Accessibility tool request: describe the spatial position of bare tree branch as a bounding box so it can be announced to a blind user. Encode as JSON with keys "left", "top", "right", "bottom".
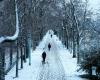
{"left": 0, "top": 0, "right": 19, "bottom": 43}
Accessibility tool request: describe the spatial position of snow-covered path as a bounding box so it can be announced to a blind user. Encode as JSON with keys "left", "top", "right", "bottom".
{"left": 37, "top": 39, "right": 65, "bottom": 80}
{"left": 6, "top": 31, "right": 88, "bottom": 80}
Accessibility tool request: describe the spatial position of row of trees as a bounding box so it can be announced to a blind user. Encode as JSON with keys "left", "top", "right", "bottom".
{"left": 0, "top": 0, "right": 66, "bottom": 79}
{"left": 61, "top": 0, "right": 100, "bottom": 77}
{"left": 0, "top": 0, "right": 100, "bottom": 79}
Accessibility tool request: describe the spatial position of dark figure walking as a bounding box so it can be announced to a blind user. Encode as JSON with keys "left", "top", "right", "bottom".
{"left": 51, "top": 34, "right": 52, "bottom": 38}
{"left": 48, "top": 43, "right": 51, "bottom": 51}
{"left": 42, "top": 51, "right": 46, "bottom": 64}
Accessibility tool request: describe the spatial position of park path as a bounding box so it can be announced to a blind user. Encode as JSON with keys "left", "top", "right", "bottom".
{"left": 5, "top": 31, "right": 88, "bottom": 80}
{"left": 37, "top": 37, "right": 66, "bottom": 80}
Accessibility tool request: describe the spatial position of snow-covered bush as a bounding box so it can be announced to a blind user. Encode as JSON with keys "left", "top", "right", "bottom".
{"left": 79, "top": 50, "right": 100, "bottom": 76}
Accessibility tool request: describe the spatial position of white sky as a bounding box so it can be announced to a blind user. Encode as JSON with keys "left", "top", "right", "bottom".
{"left": 65, "top": 0, "right": 100, "bottom": 13}
{"left": 89, "top": 0, "right": 100, "bottom": 12}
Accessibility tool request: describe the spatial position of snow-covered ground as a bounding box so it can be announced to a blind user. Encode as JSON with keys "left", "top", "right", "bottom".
{"left": 5, "top": 30, "right": 88, "bottom": 80}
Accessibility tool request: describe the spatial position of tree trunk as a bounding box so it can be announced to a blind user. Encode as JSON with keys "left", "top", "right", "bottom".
{"left": 77, "top": 35, "right": 80, "bottom": 63}
{"left": 0, "top": 47, "right": 5, "bottom": 80}
{"left": 66, "top": 35, "right": 69, "bottom": 49}
{"left": 70, "top": 38, "right": 73, "bottom": 53}
{"left": 16, "top": 41, "right": 19, "bottom": 77}
{"left": 10, "top": 45, "right": 13, "bottom": 66}
{"left": 89, "top": 67, "right": 92, "bottom": 76}
{"left": 20, "top": 47, "right": 23, "bottom": 69}
{"left": 72, "top": 29, "right": 76, "bottom": 58}
{"left": 23, "top": 47, "right": 26, "bottom": 62}
{"left": 28, "top": 37, "right": 31, "bottom": 66}
{"left": 26, "top": 39, "right": 29, "bottom": 58}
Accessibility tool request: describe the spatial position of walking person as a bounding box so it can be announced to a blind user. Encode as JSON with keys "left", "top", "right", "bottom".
{"left": 48, "top": 43, "right": 51, "bottom": 51}
{"left": 42, "top": 51, "right": 46, "bottom": 64}
{"left": 51, "top": 34, "right": 52, "bottom": 38}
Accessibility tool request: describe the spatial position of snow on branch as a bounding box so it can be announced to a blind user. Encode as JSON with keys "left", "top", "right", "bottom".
{"left": 0, "top": 0, "right": 19, "bottom": 43}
